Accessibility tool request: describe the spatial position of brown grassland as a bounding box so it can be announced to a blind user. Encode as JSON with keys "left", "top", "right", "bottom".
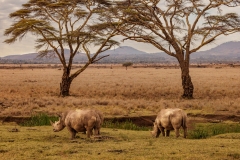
{"left": 0, "top": 64, "right": 239, "bottom": 117}
{"left": 0, "top": 64, "right": 240, "bottom": 159}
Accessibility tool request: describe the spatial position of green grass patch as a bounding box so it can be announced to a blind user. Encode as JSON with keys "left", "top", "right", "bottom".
{"left": 102, "top": 119, "right": 151, "bottom": 131}
{"left": 20, "top": 113, "right": 58, "bottom": 126}
{"left": 20, "top": 113, "right": 240, "bottom": 140}
{"left": 188, "top": 128, "right": 209, "bottom": 139}
{"left": 1, "top": 124, "right": 240, "bottom": 160}
{"left": 21, "top": 114, "right": 150, "bottom": 131}
{"left": 189, "top": 123, "right": 240, "bottom": 139}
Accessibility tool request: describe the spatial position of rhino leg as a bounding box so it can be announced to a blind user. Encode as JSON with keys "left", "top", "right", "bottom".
{"left": 159, "top": 127, "right": 165, "bottom": 137}
{"left": 183, "top": 126, "right": 187, "bottom": 138}
{"left": 94, "top": 128, "right": 99, "bottom": 135}
{"left": 174, "top": 129, "right": 180, "bottom": 138}
{"left": 94, "top": 124, "right": 101, "bottom": 135}
{"left": 86, "top": 128, "right": 93, "bottom": 138}
{"left": 166, "top": 130, "right": 170, "bottom": 137}
{"left": 156, "top": 128, "right": 161, "bottom": 138}
{"left": 67, "top": 127, "right": 77, "bottom": 139}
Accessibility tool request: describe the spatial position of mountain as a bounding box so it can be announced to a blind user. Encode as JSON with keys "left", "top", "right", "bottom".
{"left": 1, "top": 41, "right": 240, "bottom": 64}
{"left": 3, "top": 53, "right": 38, "bottom": 60}
{"left": 190, "top": 41, "right": 240, "bottom": 62}
{"left": 201, "top": 41, "right": 240, "bottom": 56}
{"left": 102, "top": 46, "right": 147, "bottom": 55}
{"left": 0, "top": 46, "right": 166, "bottom": 64}
{"left": 99, "top": 46, "right": 165, "bottom": 63}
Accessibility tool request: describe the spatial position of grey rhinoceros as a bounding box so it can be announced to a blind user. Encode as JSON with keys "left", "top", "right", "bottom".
{"left": 150, "top": 108, "right": 187, "bottom": 138}
{"left": 50, "top": 109, "right": 103, "bottom": 139}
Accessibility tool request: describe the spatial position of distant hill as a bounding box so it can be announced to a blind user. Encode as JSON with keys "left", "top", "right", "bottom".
{"left": 1, "top": 41, "right": 240, "bottom": 64}
{"left": 0, "top": 46, "right": 166, "bottom": 64}
{"left": 190, "top": 41, "right": 240, "bottom": 62}
{"left": 201, "top": 41, "right": 240, "bottom": 56}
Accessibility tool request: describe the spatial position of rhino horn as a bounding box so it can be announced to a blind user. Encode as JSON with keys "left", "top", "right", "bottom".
{"left": 50, "top": 120, "right": 53, "bottom": 125}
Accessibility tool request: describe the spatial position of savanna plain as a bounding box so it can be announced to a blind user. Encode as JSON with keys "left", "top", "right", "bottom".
{"left": 0, "top": 64, "right": 240, "bottom": 159}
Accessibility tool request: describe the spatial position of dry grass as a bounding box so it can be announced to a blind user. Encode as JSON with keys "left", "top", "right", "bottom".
{"left": 0, "top": 65, "right": 240, "bottom": 117}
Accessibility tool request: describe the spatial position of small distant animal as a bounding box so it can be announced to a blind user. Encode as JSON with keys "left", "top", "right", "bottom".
{"left": 50, "top": 109, "right": 103, "bottom": 139}
{"left": 150, "top": 108, "right": 187, "bottom": 138}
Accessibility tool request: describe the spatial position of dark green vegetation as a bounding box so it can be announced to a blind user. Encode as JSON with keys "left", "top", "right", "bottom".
{"left": 122, "top": 62, "right": 133, "bottom": 70}
{"left": 188, "top": 123, "right": 240, "bottom": 139}
{"left": 20, "top": 113, "right": 58, "bottom": 126}
{"left": 103, "top": 119, "right": 150, "bottom": 131}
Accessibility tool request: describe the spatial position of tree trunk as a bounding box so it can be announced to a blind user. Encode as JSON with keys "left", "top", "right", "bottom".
{"left": 181, "top": 68, "right": 194, "bottom": 99}
{"left": 60, "top": 68, "right": 72, "bottom": 97}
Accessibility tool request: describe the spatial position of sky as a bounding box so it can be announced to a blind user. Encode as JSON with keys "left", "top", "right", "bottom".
{"left": 0, "top": 0, "right": 240, "bottom": 57}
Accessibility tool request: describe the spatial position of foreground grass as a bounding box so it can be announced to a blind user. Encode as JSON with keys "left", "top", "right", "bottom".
{"left": 0, "top": 124, "right": 240, "bottom": 160}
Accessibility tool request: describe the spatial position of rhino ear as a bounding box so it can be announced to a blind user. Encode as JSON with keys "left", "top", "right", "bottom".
{"left": 50, "top": 120, "right": 53, "bottom": 125}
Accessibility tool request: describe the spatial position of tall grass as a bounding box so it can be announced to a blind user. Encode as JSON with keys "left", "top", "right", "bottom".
{"left": 102, "top": 120, "right": 151, "bottom": 131}
{"left": 188, "top": 123, "right": 240, "bottom": 139}
{"left": 211, "top": 123, "right": 240, "bottom": 136}
{"left": 21, "top": 113, "right": 58, "bottom": 126}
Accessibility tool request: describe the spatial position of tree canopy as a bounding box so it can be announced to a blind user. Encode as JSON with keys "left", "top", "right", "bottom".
{"left": 108, "top": 0, "right": 240, "bottom": 98}
{"left": 111, "top": 0, "right": 240, "bottom": 55}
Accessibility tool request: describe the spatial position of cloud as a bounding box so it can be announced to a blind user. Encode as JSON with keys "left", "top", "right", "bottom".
{"left": 0, "top": 0, "right": 36, "bottom": 57}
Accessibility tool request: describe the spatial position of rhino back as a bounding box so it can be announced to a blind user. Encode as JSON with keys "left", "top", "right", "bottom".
{"left": 64, "top": 110, "right": 100, "bottom": 132}
{"left": 156, "top": 108, "right": 184, "bottom": 130}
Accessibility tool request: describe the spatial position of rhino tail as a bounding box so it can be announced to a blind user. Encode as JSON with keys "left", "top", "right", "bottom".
{"left": 182, "top": 112, "right": 187, "bottom": 128}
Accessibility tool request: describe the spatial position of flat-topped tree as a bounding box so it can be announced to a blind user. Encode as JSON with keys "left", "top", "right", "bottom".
{"left": 111, "top": 0, "right": 240, "bottom": 99}
{"left": 122, "top": 62, "right": 133, "bottom": 70}
{"left": 4, "top": 0, "right": 119, "bottom": 97}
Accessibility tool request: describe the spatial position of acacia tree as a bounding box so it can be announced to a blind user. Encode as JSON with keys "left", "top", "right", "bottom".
{"left": 122, "top": 62, "right": 133, "bottom": 70}
{"left": 4, "top": 0, "right": 119, "bottom": 97}
{"left": 110, "top": 0, "right": 240, "bottom": 98}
